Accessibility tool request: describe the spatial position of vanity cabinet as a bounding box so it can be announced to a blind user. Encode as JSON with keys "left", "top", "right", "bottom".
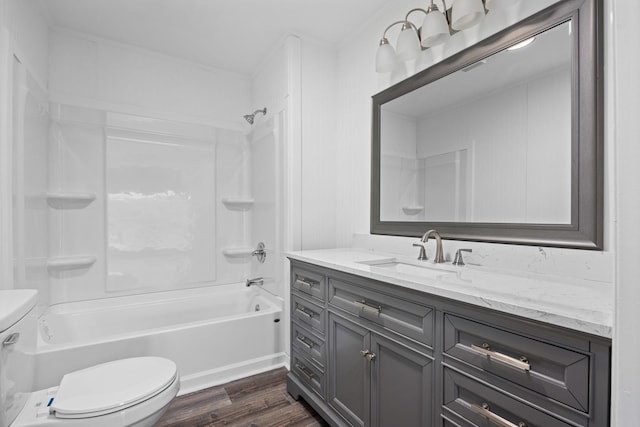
{"left": 328, "top": 312, "right": 434, "bottom": 427}
{"left": 287, "top": 260, "right": 611, "bottom": 427}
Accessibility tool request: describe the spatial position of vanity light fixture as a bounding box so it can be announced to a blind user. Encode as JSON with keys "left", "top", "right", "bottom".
{"left": 376, "top": 0, "right": 499, "bottom": 73}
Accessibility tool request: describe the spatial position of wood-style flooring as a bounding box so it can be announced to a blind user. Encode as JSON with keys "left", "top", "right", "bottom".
{"left": 155, "top": 368, "right": 328, "bottom": 427}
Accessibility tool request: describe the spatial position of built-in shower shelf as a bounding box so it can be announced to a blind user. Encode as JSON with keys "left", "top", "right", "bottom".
{"left": 222, "top": 197, "right": 254, "bottom": 211}
{"left": 222, "top": 247, "right": 254, "bottom": 258}
{"left": 47, "top": 255, "right": 97, "bottom": 270}
{"left": 402, "top": 206, "right": 424, "bottom": 215}
{"left": 47, "top": 192, "right": 96, "bottom": 209}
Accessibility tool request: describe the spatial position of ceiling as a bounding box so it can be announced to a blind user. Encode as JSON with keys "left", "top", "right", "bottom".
{"left": 40, "top": 0, "right": 391, "bottom": 75}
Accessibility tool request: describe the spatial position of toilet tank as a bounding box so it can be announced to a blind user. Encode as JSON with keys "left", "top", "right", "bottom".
{"left": 0, "top": 290, "right": 38, "bottom": 427}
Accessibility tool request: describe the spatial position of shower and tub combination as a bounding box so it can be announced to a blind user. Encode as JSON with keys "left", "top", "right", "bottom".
{"left": 11, "top": 61, "right": 287, "bottom": 396}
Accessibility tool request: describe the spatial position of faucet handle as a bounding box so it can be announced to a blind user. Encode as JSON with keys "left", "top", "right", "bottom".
{"left": 452, "top": 249, "right": 472, "bottom": 266}
{"left": 412, "top": 243, "right": 428, "bottom": 261}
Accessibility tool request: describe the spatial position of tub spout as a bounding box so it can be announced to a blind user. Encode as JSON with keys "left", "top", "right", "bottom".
{"left": 246, "top": 277, "right": 264, "bottom": 287}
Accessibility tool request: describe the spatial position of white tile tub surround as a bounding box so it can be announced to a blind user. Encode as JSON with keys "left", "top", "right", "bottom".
{"left": 35, "top": 283, "right": 286, "bottom": 395}
{"left": 287, "top": 248, "right": 613, "bottom": 338}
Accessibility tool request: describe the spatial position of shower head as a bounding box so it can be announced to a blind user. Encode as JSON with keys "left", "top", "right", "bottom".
{"left": 243, "top": 107, "right": 267, "bottom": 125}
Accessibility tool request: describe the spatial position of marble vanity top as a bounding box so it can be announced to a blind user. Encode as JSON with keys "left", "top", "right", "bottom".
{"left": 287, "top": 248, "right": 613, "bottom": 338}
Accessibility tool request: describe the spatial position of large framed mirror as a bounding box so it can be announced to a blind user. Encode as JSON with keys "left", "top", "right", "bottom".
{"left": 371, "top": 0, "right": 603, "bottom": 249}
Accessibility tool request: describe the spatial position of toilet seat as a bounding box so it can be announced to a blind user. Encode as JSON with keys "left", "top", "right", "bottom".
{"left": 51, "top": 357, "right": 178, "bottom": 419}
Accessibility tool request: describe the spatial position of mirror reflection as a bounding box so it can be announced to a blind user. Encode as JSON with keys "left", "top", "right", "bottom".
{"left": 379, "top": 21, "right": 572, "bottom": 224}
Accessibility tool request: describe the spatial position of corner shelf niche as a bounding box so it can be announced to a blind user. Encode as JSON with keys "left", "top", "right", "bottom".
{"left": 47, "top": 192, "right": 96, "bottom": 209}
{"left": 47, "top": 255, "right": 97, "bottom": 270}
{"left": 221, "top": 197, "right": 254, "bottom": 211}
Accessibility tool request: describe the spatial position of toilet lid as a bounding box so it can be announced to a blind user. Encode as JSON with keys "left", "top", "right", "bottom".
{"left": 51, "top": 357, "right": 178, "bottom": 419}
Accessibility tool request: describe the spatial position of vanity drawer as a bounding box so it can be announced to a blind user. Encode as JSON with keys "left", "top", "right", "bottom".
{"left": 443, "top": 366, "right": 577, "bottom": 427}
{"left": 328, "top": 277, "right": 433, "bottom": 346}
{"left": 291, "top": 321, "right": 326, "bottom": 369}
{"left": 292, "top": 294, "right": 326, "bottom": 335}
{"left": 292, "top": 350, "right": 325, "bottom": 400}
{"left": 443, "top": 313, "right": 590, "bottom": 413}
{"left": 292, "top": 265, "right": 326, "bottom": 302}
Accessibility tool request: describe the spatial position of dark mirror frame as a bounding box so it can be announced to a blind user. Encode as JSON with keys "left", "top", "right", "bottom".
{"left": 371, "top": 0, "right": 603, "bottom": 250}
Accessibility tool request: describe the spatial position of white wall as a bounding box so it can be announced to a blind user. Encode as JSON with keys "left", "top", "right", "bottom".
{"left": 0, "top": 0, "right": 49, "bottom": 292}
{"left": 611, "top": 0, "right": 640, "bottom": 423}
{"left": 300, "top": 38, "right": 338, "bottom": 250}
{"left": 5, "top": 0, "right": 48, "bottom": 88}
{"left": 49, "top": 29, "right": 250, "bottom": 129}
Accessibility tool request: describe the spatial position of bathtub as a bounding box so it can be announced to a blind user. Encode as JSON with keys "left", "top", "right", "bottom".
{"left": 34, "top": 284, "right": 286, "bottom": 395}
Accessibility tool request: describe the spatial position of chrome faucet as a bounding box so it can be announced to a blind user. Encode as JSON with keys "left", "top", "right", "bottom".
{"left": 252, "top": 242, "right": 266, "bottom": 263}
{"left": 420, "top": 229, "right": 445, "bottom": 263}
{"left": 412, "top": 243, "right": 427, "bottom": 261}
{"left": 246, "top": 277, "right": 264, "bottom": 287}
{"left": 452, "top": 248, "right": 472, "bottom": 266}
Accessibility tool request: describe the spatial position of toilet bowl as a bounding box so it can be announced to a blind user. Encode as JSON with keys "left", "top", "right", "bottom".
{"left": 1, "top": 290, "right": 180, "bottom": 427}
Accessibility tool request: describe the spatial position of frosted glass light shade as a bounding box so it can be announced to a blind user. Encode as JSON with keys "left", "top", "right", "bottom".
{"left": 421, "top": 10, "right": 451, "bottom": 47}
{"left": 376, "top": 41, "right": 398, "bottom": 73}
{"left": 396, "top": 25, "right": 421, "bottom": 61}
{"left": 452, "top": 0, "right": 485, "bottom": 30}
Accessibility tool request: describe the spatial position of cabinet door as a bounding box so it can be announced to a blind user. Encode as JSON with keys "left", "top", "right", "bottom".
{"left": 328, "top": 313, "right": 370, "bottom": 427}
{"left": 370, "top": 334, "right": 434, "bottom": 427}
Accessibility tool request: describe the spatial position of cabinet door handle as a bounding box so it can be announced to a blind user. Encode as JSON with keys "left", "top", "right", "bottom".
{"left": 470, "top": 403, "right": 526, "bottom": 427}
{"left": 355, "top": 300, "right": 382, "bottom": 316}
{"left": 471, "top": 343, "right": 531, "bottom": 372}
{"left": 360, "top": 349, "right": 376, "bottom": 361}
{"left": 296, "top": 335, "right": 314, "bottom": 350}
{"left": 295, "top": 363, "right": 315, "bottom": 381}
{"left": 2, "top": 332, "right": 19, "bottom": 346}
{"left": 295, "top": 278, "right": 316, "bottom": 292}
{"left": 295, "top": 306, "right": 314, "bottom": 319}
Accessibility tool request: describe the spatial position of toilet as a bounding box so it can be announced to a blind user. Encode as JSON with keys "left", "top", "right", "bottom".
{"left": 0, "top": 290, "right": 179, "bottom": 427}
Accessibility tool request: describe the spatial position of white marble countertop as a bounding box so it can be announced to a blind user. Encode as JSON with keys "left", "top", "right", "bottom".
{"left": 287, "top": 248, "right": 613, "bottom": 339}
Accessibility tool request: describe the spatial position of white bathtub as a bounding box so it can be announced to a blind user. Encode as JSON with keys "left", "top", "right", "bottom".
{"left": 34, "top": 284, "right": 286, "bottom": 395}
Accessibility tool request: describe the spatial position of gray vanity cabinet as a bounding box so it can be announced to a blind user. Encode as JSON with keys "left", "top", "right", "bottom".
{"left": 286, "top": 260, "right": 611, "bottom": 427}
{"left": 369, "top": 333, "right": 433, "bottom": 427}
{"left": 327, "top": 313, "right": 370, "bottom": 427}
{"left": 327, "top": 312, "right": 434, "bottom": 427}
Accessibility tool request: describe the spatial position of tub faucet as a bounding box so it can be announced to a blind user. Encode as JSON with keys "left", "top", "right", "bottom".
{"left": 420, "top": 229, "right": 445, "bottom": 263}
{"left": 246, "top": 277, "right": 264, "bottom": 287}
{"left": 252, "top": 242, "right": 266, "bottom": 263}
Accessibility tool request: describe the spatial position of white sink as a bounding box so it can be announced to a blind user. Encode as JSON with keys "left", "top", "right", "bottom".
{"left": 357, "top": 258, "right": 458, "bottom": 279}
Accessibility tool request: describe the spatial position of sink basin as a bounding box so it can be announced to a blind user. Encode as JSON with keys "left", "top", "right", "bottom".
{"left": 357, "top": 258, "right": 457, "bottom": 279}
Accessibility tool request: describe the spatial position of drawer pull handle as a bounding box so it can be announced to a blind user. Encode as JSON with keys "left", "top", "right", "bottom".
{"left": 295, "top": 306, "right": 314, "bottom": 319}
{"left": 295, "top": 278, "right": 316, "bottom": 292}
{"left": 471, "top": 343, "right": 531, "bottom": 372}
{"left": 355, "top": 300, "right": 382, "bottom": 316}
{"left": 295, "top": 363, "right": 315, "bottom": 381}
{"left": 471, "top": 403, "right": 526, "bottom": 427}
{"left": 2, "top": 332, "right": 19, "bottom": 346}
{"left": 296, "top": 335, "right": 314, "bottom": 350}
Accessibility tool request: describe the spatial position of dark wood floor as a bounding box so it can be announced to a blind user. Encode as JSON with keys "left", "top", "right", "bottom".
{"left": 155, "top": 368, "right": 328, "bottom": 427}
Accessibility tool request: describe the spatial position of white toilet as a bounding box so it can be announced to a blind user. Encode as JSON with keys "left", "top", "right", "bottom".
{"left": 1, "top": 290, "right": 180, "bottom": 427}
